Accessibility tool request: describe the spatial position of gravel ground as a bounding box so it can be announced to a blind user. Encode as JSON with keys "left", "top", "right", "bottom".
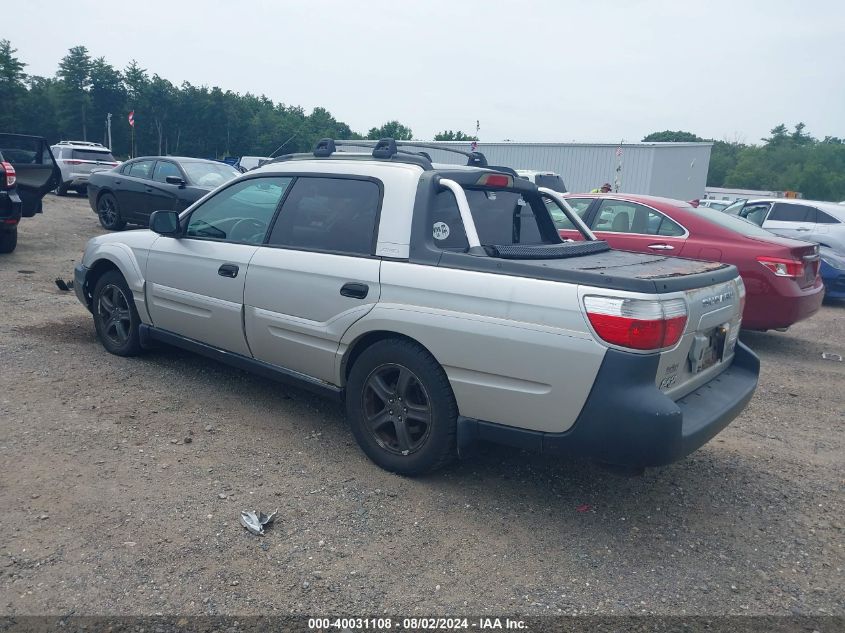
{"left": 1, "top": 195, "right": 843, "bottom": 617}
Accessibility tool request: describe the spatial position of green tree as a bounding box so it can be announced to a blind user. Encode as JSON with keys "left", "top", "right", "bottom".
{"left": 434, "top": 130, "right": 478, "bottom": 141}
{"left": 88, "top": 57, "right": 125, "bottom": 149}
{"left": 367, "top": 120, "right": 413, "bottom": 140}
{"left": 641, "top": 130, "right": 703, "bottom": 142}
{"left": 0, "top": 39, "right": 27, "bottom": 130}
{"left": 56, "top": 45, "right": 92, "bottom": 140}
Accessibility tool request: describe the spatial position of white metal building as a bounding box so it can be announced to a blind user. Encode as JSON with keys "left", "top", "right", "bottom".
{"left": 345, "top": 141, "right": 713, "bottom": 201}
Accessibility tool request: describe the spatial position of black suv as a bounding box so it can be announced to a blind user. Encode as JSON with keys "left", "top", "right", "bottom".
{"left": 0, "top": 134, "right": 61, "bottom": 253}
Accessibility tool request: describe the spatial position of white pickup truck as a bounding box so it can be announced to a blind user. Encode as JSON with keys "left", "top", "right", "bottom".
{"left": 74, "top": 139, "right": 759, "bottom": 475}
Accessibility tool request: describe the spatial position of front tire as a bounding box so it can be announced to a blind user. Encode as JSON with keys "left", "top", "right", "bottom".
{"left": 92, "top": 270, "right": 142, "bottom": 356}
{"left": 97, "top": 193, "right": 126, "bottom": 231}
{"left": 0, "top": 228, "right": 17, "bottom": 254}
{"left": 346, "top": 338, "right": 458, "bottom": 475}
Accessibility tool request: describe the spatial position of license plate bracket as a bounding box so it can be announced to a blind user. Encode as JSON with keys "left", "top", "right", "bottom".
{"left": 689, "top": 326, "right": 728, "bottom": 374}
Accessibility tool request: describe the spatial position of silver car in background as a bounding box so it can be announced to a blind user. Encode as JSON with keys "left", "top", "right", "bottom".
{"left": 51, "top": 141, "right": 119, "bottom": 196}
{"left": 723, "top": 197, "right": 845, "bottom": 254}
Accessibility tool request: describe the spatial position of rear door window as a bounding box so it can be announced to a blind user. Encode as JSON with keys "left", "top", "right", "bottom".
{"left": 769, "top": 203, "right": 816, "bottom": 222}
{"left": 126, "top": 160, "right": 155, "bottom": 180}
{"left": 592, "top": 200, "right": 684, "bottom": 236}
{"left": 267, "top": 177, "right": 381, "bottom": 256}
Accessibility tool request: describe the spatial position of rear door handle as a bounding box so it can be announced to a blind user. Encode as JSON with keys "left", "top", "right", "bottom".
{"left": 340, "top": 282, "right": 369, "bottom": 299}
{"left": 218, "top": 263, "right": 239, "bottom": 278}
{"left": 796, "top": 227, "right": 811, "bottom": 231}
{"left": 145, "top": 187, "right": 153, "bottom": 192}
{"left": 648, "top": 243, "right": 675, "bottom": 251}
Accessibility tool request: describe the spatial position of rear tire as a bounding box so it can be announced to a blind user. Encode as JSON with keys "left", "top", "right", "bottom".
{"left": 97, "top": 193, "right": 126, "bottom": 231}
{"left": 346, "top": 338, "right": 458, "bottom": 475}
{"left": 56, "top": 182, "right": 69, "bottom": 196}
{"left": 0, "top": 228, "right": 17, "bottom": 254}
{"left": 92, "top": 270, "right": 142, "bottom": 356}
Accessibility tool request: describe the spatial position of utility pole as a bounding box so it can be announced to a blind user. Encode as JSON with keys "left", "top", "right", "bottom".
{"left": 106, "top": 113, "right": 113, "bottom": 150}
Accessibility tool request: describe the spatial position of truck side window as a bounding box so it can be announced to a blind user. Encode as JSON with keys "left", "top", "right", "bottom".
{"left": 267, "top": 177, "right": 381, "bottom": 256}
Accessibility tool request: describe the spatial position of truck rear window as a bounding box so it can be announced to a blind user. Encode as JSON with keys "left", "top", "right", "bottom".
{"left": 431, "top": 188, "right": 560, "bottom": 249}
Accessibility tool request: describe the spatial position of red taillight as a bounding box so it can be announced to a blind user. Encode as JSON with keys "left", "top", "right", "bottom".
{"left": 64, "top": 159, "right": 83, "bottom": 165}
{"left": 584, "top": 296, "right": 688, "bottom": 351}
{"left": 476, "top": 173, "right": 513, "bottom": 187}
{"left": 1, "top": 161, "right": 16, "bottom": 188}
{"left": 757, "top": 256, "right": 803, "bottom": 278}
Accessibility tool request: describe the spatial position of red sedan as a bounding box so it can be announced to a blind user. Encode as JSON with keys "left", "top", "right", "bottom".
{"left": 555, "top": 193, "right": 823, "bottom": 331}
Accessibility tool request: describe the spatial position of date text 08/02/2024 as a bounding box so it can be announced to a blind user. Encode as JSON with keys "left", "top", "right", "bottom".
{"left": 307, "top": 617, "right": 528, "bottom": 630}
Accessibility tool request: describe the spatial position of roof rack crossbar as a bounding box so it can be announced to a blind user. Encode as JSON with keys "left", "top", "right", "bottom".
{"left": 333, "top": 140, "right": 488, "bottom": 167}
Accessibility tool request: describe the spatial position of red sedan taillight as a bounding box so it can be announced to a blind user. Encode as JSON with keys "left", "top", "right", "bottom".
{"left": 756, "top": 256, "right": 804, "bottom": 278}
{"left": 584, "top": 296, "right": 688, "bottom": 351}
{"left": 1, "top": 161, "right": 16, "bottom": 188}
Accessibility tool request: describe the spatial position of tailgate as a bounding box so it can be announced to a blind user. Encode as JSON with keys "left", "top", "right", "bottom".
{"left": 656, "top": 277, "right": 745, "bottom": 400}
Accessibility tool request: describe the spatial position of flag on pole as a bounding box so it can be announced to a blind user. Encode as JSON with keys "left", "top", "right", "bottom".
{"left": 128, "top": 111, "right": 135, "bottom": 127}
{"left": 615, "top": 145, "right": 623, "bottom": 157}
{"left": 470, "top": 140, "right": 478, "bottom": 151}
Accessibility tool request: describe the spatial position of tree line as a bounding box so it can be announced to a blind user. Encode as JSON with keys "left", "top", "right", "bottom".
{"left": 0, "top": 40, "right": 441, "bottom": 160}
{"left": 2, "top": 41, "right": 841, "bottom": 201}
{"left": 643, "top": 126, "right": 845, "bottom": 202}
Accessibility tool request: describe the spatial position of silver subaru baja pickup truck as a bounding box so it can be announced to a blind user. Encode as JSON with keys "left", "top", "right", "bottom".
{"left": 73, "top": 138, "right": 759, "bottom": 475}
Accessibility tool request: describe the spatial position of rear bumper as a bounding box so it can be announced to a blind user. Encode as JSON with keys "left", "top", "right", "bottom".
{"left": 743, "top": 279, "right": 824, "bottom": 330}
{"left": 457, "top": 342, "right": 759, "bottom": 468}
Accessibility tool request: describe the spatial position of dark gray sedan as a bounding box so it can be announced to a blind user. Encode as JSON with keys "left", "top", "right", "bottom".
{"left": 87, "top": 156, "right": 240, "bottom": 230}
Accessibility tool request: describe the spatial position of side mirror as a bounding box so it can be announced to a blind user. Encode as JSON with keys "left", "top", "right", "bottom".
{"left": 149, "top": 210, "right": 181, "bottom": 236}
{"left": 165, "top": 176, "right": 186, "bottom": 187}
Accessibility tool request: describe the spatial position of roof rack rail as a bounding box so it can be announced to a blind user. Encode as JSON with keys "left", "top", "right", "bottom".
{"left": 265, "top": 138, "right": 498, "bottom": 172}
{"left": 398, "top": 141, "right": 487, "bottom": 167}
{"left": 56, "top": 140, "right": 106, "bottom": 147}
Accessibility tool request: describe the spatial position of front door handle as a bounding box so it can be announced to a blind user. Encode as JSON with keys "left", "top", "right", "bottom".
{"left": 218, "top": 263, "right": 239, "bottom": 278}
{"left": 796, "top": 227, "right": 811, "bottom": 231}
{"left": 145, "top": 187, "right": 153, "bottom": 193}
{"left": 648, "top": 243, "right": 675, "bottom": 251}
{"left": 340, "top": 282, "right": 369, "bottom": 299}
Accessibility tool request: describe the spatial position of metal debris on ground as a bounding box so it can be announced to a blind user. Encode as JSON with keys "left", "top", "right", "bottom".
{"left": 239, "top": 509, "right": 278, "bottom": 536}
{"left": 821, "top": 352, "right": 843, "bottom": 362}
{"left": 54, "top": 279, "right": 74, "bottom": 291}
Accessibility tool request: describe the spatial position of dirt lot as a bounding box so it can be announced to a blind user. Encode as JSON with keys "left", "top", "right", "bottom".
{"left": 1, "top": 195, "right": 843, "bottom": 618}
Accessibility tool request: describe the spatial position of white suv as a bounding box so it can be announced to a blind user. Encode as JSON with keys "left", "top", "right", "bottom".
{"left": 51, "top": 141, "right": 119, "bottom": 196}
{"left": 516, "top": 170, "right": 567, "bottom": 193}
